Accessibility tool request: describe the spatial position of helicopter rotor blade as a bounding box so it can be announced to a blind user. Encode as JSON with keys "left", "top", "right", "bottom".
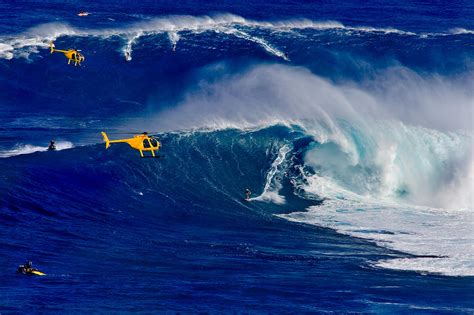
{"left": 104, "top": 131, "right": 161, "bottom": 136}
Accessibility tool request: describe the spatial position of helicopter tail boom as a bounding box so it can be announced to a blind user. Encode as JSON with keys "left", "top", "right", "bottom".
{"left": 49, "top": 42, "right": 69, "bottom": 54}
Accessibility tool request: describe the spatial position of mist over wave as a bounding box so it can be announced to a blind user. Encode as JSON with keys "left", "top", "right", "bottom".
{"left": 140, "top": 64, "right": 473, "bottom": 276}
{"left": 152, "top": 64, "right": 473, "bottom": 209}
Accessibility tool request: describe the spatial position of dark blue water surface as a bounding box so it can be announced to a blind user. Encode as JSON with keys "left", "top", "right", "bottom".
{"left": 0, "top": 0, "right": 473, "bottom": 313}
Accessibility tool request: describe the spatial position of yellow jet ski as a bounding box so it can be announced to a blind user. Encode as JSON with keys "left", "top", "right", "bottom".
{"left": 18, "top": 262, "right": 46, "bottom": 276}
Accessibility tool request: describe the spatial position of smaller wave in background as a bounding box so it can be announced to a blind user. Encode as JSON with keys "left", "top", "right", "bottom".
{"left": 0, "top": 13, "right": 471, "bottom": 61}
{"left": 0, "top": 141, "right": 73, "bottom": 158}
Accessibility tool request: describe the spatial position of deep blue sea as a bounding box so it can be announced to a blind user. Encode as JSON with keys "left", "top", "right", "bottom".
{"left": 1, "top": 0, "right": 473, "bottom": 313}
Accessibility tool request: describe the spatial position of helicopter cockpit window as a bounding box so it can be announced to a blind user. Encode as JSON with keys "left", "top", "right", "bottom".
{"left": 143, "top": 139, "right": 151, "bottom": 148}
{"left": 149, "top": 138, "right": 158, "bottom": 147}
{"left": 71, "top": 53, "right": 76, "bottom": 60}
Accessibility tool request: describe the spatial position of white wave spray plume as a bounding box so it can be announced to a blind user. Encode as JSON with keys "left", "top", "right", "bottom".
{"left": 150, "top": 64, "right": 473, "bottom": 209}
{"left": 148, "top": 63, "right": 473, "bottom": 276}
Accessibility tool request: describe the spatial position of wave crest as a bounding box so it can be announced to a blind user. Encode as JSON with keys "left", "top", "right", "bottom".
{"left": 2, "top": 13, "right": 464, "bottom": 61}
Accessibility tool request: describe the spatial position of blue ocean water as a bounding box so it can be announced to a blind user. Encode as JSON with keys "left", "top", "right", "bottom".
{"left": 1, "top": 0, "right": 473, "bottom": 312}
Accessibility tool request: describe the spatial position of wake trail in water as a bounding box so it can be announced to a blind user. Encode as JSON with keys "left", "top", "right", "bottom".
{"left": 123, "top": 32, "right": 143, "bottom": 61}
{"left": 252, "top": 144, "right": 292, "bottom": 204}
{"left": 223, "top": 28, "right": 289, "bottom": 61}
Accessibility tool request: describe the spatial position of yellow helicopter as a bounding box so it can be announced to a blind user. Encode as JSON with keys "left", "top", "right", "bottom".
{"left": 101, "top": 132, "right": 161, "bottom": 158}
{"left": 49, "top": 42, "right": 85, "bottom": 66}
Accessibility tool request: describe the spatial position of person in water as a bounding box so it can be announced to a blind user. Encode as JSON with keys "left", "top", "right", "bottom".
{"left": 245, "top": 188, "right": 251, "bottom": 201}
{"left": 48, "top": 140, "right": 56, "bottom": 151}
{"left": 18, "top": 261, "right": 33, "bottom": 274}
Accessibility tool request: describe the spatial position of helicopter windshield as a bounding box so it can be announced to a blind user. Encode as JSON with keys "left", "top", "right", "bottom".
{"left": 143, "top": 138, "right": 158, "bottom": 148}
{"left": 149, "top": 138, "right": 158, "bottom": 147}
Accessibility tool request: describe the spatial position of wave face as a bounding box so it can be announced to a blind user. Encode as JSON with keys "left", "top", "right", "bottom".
{"left": 1, "top": 2, "right": 474, "bottom": 312}
{"left": 152, "top": 64, "right": 473, "bottom": 276}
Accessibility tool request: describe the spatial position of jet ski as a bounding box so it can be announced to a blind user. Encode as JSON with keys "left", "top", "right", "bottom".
{"left": 17, "top": 262, "right": 46, "bottom": 276}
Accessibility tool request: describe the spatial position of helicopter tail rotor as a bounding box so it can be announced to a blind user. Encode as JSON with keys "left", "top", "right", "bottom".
{"left": 101, "top": 131, "right": 110, "bottom": 149}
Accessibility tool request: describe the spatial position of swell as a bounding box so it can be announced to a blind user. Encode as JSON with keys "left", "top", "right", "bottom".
{"left": 0, "top": 141, "right": 73, "bottom": 158}
{"left": 2, "top": 123, "right": 472, "bottom": 277}
{"left": 0, "top": 13, "right": 472, "bottom": 61}
{"left": 0, "top": 12, "right": 472, "bottom": 279}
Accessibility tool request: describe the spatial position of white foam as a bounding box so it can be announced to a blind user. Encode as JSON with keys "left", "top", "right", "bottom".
{"left": 0, "top": 141, "right": 74, "bottom": 158}
{"left": 278, "top": 120, "right": 474, "bottom": 276}
{"left": 348, "top": 26, "right": 416, "bottom": 36}
{"left": 280, "top": 198, "right": 474, "bottom": 276}
{"left": 449, "top": 28, "right": 474, "bottom": 35}
{"left": 0, "top": 22, "right": 79, "bottom": 60}
{"left": 0, "top": 43, "right": 14, "bottom": 60}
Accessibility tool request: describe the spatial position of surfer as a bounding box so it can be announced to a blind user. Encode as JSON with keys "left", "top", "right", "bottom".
{"left": 245, "top": 188, "right": 251, "bottom": 201}
{"left": 48, "top": 140, "right": 56, "bottom": 151}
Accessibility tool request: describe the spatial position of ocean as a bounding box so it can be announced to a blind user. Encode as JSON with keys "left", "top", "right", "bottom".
{"left": 0, "top": 0, "right": 473, "bottom": 312}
